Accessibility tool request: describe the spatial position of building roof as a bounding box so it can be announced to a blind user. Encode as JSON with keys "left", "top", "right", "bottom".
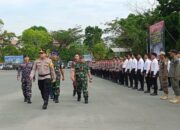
{"left": 111, "top": 48, "right": 131, "bottom": 53}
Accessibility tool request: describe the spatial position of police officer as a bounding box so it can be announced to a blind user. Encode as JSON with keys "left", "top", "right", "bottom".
{"left": 30, "top": 49, "right": 56, "bottom": 110}
{"left": 51, "top": 51, "right": 65, "bottom": 103}
{"left": 144, "top": 54, "right": 151, "bottom": 93}
{"left": 150, "top": 53, "right": 159, "bottom": 96}
{"left": 17, "top": 55, "right": 34, "bottom": 104}
{"left": 137, "top": 54, "right": 144, "bottom": 91}
{"left": 71, "top": 54, "right": 92, "bottom": 104}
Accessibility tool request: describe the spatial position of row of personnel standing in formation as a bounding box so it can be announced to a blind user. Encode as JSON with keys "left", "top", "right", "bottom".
{"left": 89, "top": 49, "right": 180, "bottom": 104}
{"left": 17, "top": 49, "right": 92, "bottom": 110}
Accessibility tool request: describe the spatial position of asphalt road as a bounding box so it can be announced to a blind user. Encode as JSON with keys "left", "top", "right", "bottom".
{"left": 0, "top": 70, "right": 180, "bottom": 130}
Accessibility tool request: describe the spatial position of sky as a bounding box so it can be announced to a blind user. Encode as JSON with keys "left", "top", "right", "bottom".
{"left": 0, "top": 0, "right": 157, "bottom": 35}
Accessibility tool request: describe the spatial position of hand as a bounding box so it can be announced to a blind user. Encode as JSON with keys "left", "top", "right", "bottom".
{"left": 29, "top": 75, "right": 33, "bottom": 81}
{"left": 62, "top": 76, "right": 65, "bottom": 81}
{"left": 52, "top": 79, "right": 56, "bottom": 83}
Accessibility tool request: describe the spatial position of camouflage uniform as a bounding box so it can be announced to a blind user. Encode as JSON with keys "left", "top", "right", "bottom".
{"left": 159, "top": 60, "right": 169, "bottom": 94}
{"left": 52, "top": 60, "right": 62, "bottom": 102}
{"left": 74, "top": 62, "right": 90, "bottom": 103}
{"left": 17, "top": 62, "right": 34, "bottom": 103}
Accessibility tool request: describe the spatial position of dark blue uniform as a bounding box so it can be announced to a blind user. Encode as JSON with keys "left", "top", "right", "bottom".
{"left": 17, "top": 62, "right": 34, "bottom": 102}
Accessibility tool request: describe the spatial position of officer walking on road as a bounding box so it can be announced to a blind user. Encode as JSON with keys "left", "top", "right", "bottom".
{"left": 30, "top": 49, "right": 56, "bottom": 110}
{"left": 17, "top": 55, "right": 34, "bottom": 104}
{"left": 51, "top": 51, "right": 65, "bottom": 103}
{"left": 71, "top": 54, "right": 93, "bottom": 104}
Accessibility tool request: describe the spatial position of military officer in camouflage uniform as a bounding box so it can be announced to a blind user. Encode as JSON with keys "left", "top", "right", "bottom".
{"left": 51, "top": 51, "right": 65, "bottom": 103}
{"left": 71, "top": 54, "right": 92, "bottom": 104}
{"left": 168, "top": 49, "right": 180, "bottom": 104}
{"left": 30, "top": 49, "right": 56, "bottom": 110}
{"left": 17, "top": 55, "right": 34, "bottom": 104}
{"left": 159, "top": 51, "right": 169, "bottom": 100}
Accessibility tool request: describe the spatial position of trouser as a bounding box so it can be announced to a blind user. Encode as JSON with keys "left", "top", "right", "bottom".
{"left": 73, "top": 81, "right": 77, "bottom": 91}
{"left": 168, "top": 77, "right": 171, "bottom": 87}
{"left": 76, "top": 79, "right": 88, "bottom": 98}
{"left": 118, "top": 70, "right": 123, "bottom": 84}
{"left": 22, "top": 80, "right": 32, "bottom": 100}
{"left": 52, "top": 78, "right": 61, "bottom": 99}
{"left": 38, "top": 79, "right": 51, "bottom": 104}
{"left": 144, "top": 71, "right": 151, "bottom": 91}
{"left": 131, "top": 69, "right": 138, "bottom": 88}
{"left": 121, "top": 68, "right": 125, "bottom": 85}
{"left": 150, "top": 71, "right": 158, "bottom": 94}
{"left": 159, "top": 76, "right": 168, "bottom": 94}
{"left": 125, "top": 70, "right": 129, "bottom": 86}
{"left": 171, "top": 78, "right": 180, "bottom": 96}
{"left": 137, "top": 69, "right": 144, "bottom": 89}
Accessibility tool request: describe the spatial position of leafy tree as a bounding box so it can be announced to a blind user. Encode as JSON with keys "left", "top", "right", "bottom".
{"left": 0, "top": 19, "right": 4, "bottom": 33}
{"left": 92, "top": 43, "right": 108, "bottom": 60}
{"left": 84, "top": 26, "right": 103, "bottom": 49}
{"left": 22, "top": 27, "right": 52, "bottom": 48}
{"left": 51, "top": 26, "right": 83, "bottom": 49}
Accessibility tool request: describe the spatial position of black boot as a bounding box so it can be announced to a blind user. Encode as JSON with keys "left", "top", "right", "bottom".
{"left": 27, "top": 98, "right": 32, "bottom": 104}
{"left": 73, "top": 90, "right": 77, "bottom": 97}
{"left": 54, "top": 96, "right": 59, "bottom": 103}
{"left": 77, "top": 93, "right": 81, "bottom": 102}
{"left": 150, "top": 92, "right": 158, "bottom": 96}
{"left": 84, "top": 96, "right": 88, "bottom": 104}
{"left": 42, "top": 102, "right": 48, "bottom": 110}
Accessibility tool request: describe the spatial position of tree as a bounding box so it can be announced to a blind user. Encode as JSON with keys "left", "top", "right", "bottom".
{"left": 22, "top": 27, "right": 52, "bottom": 48}
{"left": 29, "top": 26, "right": 48, "bottom": 32}
{"left": 92, "top": 43, "right": 108, "bottom": 60}
{"left": 84, "top": 26, "right": 103, "bottom": 48}
{"left": 51, "top": 26, "right": 83, "bottom": 50}
{"left": 0, "top": 19, "right": 4, "bottom": 33}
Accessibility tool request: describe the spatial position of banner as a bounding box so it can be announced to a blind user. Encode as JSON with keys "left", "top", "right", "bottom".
{"left": 149, "top": 21, "right": 165, "bottom": 55}
{"left": 4, "top": 55, "right": 23, "bottom": 64}
{"left": 83, "top": 54, "right": 93, "bottom": 62}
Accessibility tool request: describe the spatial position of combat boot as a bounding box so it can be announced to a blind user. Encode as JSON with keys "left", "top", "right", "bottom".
{"left": 42, "top": 102, "right": 48, "bottom": 110}
{"left": 54, "top": 96, "right": 59, "bottom": 103}
{"left": 27, "top": 98, "right": 32, "bottom": 104}
{"left": 73, "top": 90, "right": 77, "bottom": 97}
{"left": 169, "top": 96, "right": 180, "bottom": 104}
{"left": 77, "top": 93, "right": 81, "bottom": 102}
{"left": 84, "top": 96, "right": 88, "bottom": 104}
{"left": 160, "top": 94, "right": 168, "bottom": 100}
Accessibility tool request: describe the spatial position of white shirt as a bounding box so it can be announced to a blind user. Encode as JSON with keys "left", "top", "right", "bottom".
{"left": 125, "top": 58, "right": 132, "bottom": 72}
{"left": 150, "top": 58, "right": 159, "bottom": 76}
{"left": 123, "top": 59, "right": 128, "bottom": 69}
{"left": 167, "top": 60, "right": 171, "bottom": 72}
{"left": 144, "top": 59, "right": 151, "bottom": 74}
{"left": 137, "top": 58, "right": 144, "bottom": 73}
{"left": 132, "top": 58, "right": 137, "bottom": 72}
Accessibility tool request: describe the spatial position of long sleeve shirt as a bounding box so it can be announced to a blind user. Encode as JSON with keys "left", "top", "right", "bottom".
{"left": 125, "top": 58, "right": 132, "bottom": 72}
{"left": 137, "top": 58, "right": 144, "bottom": 73}
{"left": 131, "top": 58, "right": 137, "bottom": 72}
{"left": 150, "top": 58, "right": 159, "bottom": 76}
{"left": 122, "top": 59, "right": 128, "bottom": 69}
{"left": 144, "top": 59, "right": 151, "bottom": 74}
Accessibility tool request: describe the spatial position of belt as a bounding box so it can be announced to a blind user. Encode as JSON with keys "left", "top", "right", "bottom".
{"left": 39, "top": 73, "right": 51, "bottom": 77}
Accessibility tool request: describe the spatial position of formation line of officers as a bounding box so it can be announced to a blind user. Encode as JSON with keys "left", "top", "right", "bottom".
{"left": 17, "top": 49, "right": 92, "bottom": 110}
{"left": 89, "top": 49, "right": 180, "bottom": 104}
